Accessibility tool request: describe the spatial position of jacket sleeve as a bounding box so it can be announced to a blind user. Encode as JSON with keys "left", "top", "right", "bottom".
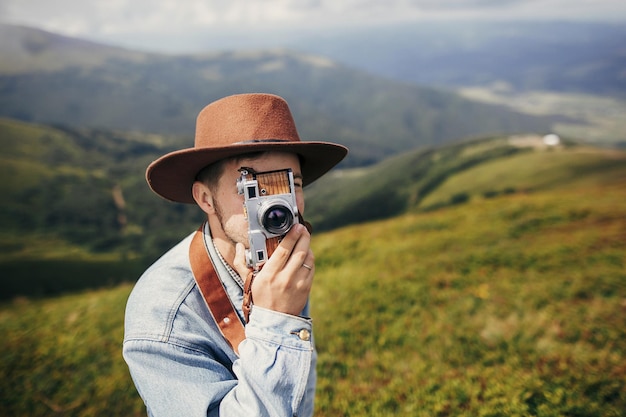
{"left": 123, "top": 305, "right": 317, "bottom": 417}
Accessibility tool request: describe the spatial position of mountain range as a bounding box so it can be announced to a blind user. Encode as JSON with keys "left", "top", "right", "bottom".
{"left": 283, "top": 20, "right": 626, "bottom": 97}
{"left": 0, "top": 23, "right": 559, "bottom": 167}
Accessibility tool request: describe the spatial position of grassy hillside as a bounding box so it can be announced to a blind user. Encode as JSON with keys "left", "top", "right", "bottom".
{"left": 1, "top": 165, "right": 624, "bottom": 416}
{"left": 420, "top": 144, "right": 626, "bottom": 209}
{"left": 0, "top": 284, "right": 146, "bottom": 416}
{"left": 0, "top": 118, "right": 205, "bottom": 298}
{"left": 311, "top": 179, "right": 625, "bottom": 416}
{"left": 305, "top": 135, "right": 522, "bottom": 230}
{"left": 0, "top": 118, "right": 200, "bottom": 248}
{"left": 305, "top": 135, "right": 626, "bottom": 231}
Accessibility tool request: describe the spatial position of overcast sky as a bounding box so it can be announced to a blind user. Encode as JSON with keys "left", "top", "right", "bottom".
{"left": 2, "top": 0, "right": 626, "bottom": 52}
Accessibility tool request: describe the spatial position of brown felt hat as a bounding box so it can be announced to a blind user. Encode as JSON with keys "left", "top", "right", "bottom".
{"left": 146, "top": 93, "right": 348, "bottom": 203}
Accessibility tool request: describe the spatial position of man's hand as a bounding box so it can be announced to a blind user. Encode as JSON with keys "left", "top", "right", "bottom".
{"left": 234, "top": 223, "right": 315, "bottom": 317}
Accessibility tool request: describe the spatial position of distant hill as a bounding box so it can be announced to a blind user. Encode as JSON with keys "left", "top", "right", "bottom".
{"left": 0, "top": 23, "right": 556, "bottom": 167}
{"left": 0, "top": 24, "right": 151, "bottom": 73}
{"left": 287, "top": 21, "right": 626, "bottom": 98}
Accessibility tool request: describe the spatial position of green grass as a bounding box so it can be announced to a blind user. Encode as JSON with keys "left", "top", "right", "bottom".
{"left": 311, "top": 181, "right": 626, "bottom": 416}
{"left": 0, "top": 285, "right": 145, "bottom": 416}
{"left": 2, "top": 176, "right": 624, "bottom": 416}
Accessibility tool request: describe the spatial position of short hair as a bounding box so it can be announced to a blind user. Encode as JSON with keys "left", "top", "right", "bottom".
{"left": 195, "top": 152, "right": 268, "bottom": 192}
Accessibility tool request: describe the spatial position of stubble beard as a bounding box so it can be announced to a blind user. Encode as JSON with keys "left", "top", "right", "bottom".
{"left": 213, "top": 199, "right": 249, "bottom": 249}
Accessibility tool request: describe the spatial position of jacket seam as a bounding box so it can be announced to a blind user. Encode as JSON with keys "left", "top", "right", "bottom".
{"left": 123, "top": 335, "right": 215, "bottom": 357}
{"left": 161, "top": 277, "right": 197, "bottom": 342}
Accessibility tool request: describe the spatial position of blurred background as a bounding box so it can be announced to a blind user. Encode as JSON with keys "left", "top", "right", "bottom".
{"left": 1, "top": 1, "right": 625, "bottom": 416}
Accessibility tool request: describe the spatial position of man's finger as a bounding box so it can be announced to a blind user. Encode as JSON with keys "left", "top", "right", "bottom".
{"left": 264, "top": 223, "right": 308, "bottom": 270}
{"left": 233, "top": 242, "right": 253, "bottom": 278}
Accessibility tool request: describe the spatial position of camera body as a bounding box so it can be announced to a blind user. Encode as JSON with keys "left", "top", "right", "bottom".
{"left": 237, "top": 167, "right": 300, "bottom": 270}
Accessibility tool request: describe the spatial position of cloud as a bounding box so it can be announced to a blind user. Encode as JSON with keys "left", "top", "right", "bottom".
{"left": 408, "top": 0, "right": 525, "bottom": 10}
{"left": 1, "top": 0, "right": 625, "bottom": 51}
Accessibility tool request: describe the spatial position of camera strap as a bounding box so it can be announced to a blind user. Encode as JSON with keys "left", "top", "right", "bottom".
{"left": 189, "top": 225, "right": 246, "bottom": 356}
{"left": 188, "top": 217, "right": 314, "bottom": 356}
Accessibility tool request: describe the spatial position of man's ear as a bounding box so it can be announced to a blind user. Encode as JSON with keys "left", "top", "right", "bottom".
{"left": 192, "top": 181, "right": 216, "bottom": 215}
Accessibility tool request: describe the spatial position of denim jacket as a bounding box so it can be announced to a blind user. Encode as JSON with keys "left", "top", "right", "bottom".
{"left": 123, "top": 223, "right": 317, "bottom": 416}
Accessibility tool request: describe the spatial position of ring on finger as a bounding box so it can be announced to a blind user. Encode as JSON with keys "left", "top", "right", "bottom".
{"left": 302, "top": 263, "right": 313, "bottom": 271}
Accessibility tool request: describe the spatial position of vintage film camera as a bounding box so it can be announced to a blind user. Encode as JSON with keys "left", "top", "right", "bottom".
{"left": 237, "top": 167, "right": 300, "bottom": 270}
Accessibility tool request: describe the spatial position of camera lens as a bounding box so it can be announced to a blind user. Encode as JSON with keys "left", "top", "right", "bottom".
{"left": 260, "top": 204, "right": 294, "bottom": 235}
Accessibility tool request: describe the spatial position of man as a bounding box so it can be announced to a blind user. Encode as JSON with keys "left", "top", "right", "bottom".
{"left": 123, "top": 93, "right": 348, "bottom": 416}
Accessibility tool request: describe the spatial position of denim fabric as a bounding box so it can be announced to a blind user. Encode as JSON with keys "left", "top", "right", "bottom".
{"left": 123, "top": 224, "right": 317, "bottom": 416}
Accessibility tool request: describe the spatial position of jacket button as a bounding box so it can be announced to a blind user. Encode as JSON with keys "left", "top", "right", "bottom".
{"left": 293, "top": 329, "right": 311, "bottom": 341}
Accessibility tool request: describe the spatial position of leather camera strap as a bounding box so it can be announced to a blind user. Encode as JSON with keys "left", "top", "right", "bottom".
{"left": 189, "top": 225, "right": 246, "bottom": 356}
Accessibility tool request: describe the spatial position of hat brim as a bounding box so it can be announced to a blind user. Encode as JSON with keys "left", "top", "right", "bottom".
{"left": 146, "top": 141, "right": 348, "bottom": 203}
